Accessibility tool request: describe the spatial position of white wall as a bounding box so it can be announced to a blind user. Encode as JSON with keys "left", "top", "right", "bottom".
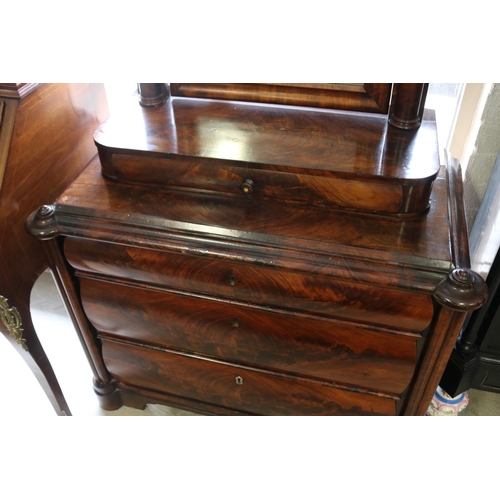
{"left": 458, "top": 84, "right": 500, "bottom": 229}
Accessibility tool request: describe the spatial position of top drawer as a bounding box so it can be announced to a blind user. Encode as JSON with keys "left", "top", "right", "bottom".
{"left": 102, "top": 153, "right": 406, "bottom": 215}
{"left": 64, "top": 237, "right": 434, "bottom": 332}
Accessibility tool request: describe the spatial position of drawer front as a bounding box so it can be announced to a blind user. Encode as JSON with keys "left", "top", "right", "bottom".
{"left": 81, "top": 278, "right": 417, "bottom": 395}
{"left": 108, "top": 153, "right": 404, "bottom": 214}
{"left": 66, "top": 238, "right": 434, "bottom": 332}
{"left": 102, "top": 338, "right": 398, "bottom": 416}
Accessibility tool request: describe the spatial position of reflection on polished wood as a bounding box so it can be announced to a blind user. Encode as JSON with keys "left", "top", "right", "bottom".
{"left": 26, "top": 83, "right": 487, "bottom": 415}
{"left": 169, "top": 83, "right": 393, "bottom": 113}
{"left": 26, "top": 268, "right": 498, "bottom": 416}
{"left": 29, "top": 158, "right": 486, "bottom": 415}
{"left": 96, "top": 92, "right": 440, "bottom": 217}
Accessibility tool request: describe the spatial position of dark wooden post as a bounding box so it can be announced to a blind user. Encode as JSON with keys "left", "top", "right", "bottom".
{"left": 402, "top": 153, "right": 488, "bottom": 415}
{"left": 389, "top": 83, "right": 429, "bottom": 130}
{"left": 138, "top": 83, "right": 169, "bottom": 107}
{"left": 27, "top": 205, "right": 122, "bottom": 411}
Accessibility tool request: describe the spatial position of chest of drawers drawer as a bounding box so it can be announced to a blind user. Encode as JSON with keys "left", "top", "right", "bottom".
{"left": 80, "top": 276, "right": 418, "bottom": 395}
{"left": 102, "top": 337, "right": 399, "bottom": 416}
{"left": 103, "top": 153, "right": 406, "bottom": 215}
{"left": 65, "top": 237, "right": 434, "bottom": 332}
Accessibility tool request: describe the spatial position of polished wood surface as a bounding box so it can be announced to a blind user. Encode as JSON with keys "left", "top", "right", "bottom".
{"left": 102, "top": 339, "right": 398, "bottom": 416}
{"left": 26, "top": 86, "right": 487, "bottom": 415}
{"left": 0, "top": 83, "right": 41, "bottom": 99}
{"left": 81, "top": 277, "right": 417, "bottom": 395}
{"left": 29, "top": 154, "right": 485, "bottom": 415}
{"left": 109, "top": 152, "right": 408, "bottom": 214}
{"left": 169, "top": 83, "right": 393, "bottom": 113}
{"left": 0, "top": 96, "right": 17, "bottom": 193}
{"left": 95, "top": 97, "right": 439, "bottom": 180}
{"left": 57, "top": 157, "right": 451, "bottom": 267}
{"left": 0, "top": 83, "right": 108, "bottom": 415}
{"left": 64, "top": 237, "right": 434, "bottom": 332}
{"left": 389, "top": 83, "right": 429, "bottom": 130}
{"left": 94, "top": 93, "right": 441, "bottom": 217}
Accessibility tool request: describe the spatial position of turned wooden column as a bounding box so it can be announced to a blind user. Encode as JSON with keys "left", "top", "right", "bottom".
{"left": 389, "top": 83, "right": 429, "bottom": 130}
{"left": 403, "top": 153, "right": 488, "bottom": 415}
{"left": 137, "top": 83, "right": 169, "bottom": 107}
{"left": 26, "top": 205, "right": 122, "bottom": 411}
{"left": 404, "top": 268, "right": 487, "bottom": 415}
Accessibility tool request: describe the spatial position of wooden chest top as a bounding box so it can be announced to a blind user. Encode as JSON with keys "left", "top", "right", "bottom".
{"left": 54, "top": 156, "right": 452, "bottom": 289}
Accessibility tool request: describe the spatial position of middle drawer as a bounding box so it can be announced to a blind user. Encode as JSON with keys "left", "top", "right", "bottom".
{"left": 80, "top": 277, "right": 417, "bottom": 395}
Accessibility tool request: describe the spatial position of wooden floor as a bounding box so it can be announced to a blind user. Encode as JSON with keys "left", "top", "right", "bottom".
{"left": 2, "top": 270, "right": 499, "bottom": 416}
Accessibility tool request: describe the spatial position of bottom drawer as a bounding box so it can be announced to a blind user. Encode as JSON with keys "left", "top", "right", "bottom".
{"left": 102, "top": 339, "right": 398, "bottom": 416}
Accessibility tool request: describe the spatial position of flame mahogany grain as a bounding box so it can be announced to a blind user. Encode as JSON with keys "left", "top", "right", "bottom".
{"left": 94, "top": 94, "right": 440, "bottom": 218}
{"left": 26, "top": 86, "right": 487, "bottom": 415}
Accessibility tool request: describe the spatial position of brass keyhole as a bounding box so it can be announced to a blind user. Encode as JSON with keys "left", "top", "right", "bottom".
{"left": 235, "top": 376, "right": 244, "bottom": 385}
{"left": 229, "top": 275, "right": 236, "bottom": 287}
{"left": 232, "top": 318, "right": 239, "bottom": 328}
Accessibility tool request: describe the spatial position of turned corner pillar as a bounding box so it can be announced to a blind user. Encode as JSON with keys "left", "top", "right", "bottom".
{"left": 389, "top": 83, "right": 429, "bottom": 130}
{"left": 403, "top": 152, "right": 489, "bottom": 415}
{"left": 26, "top": 205, "right": 121, "bottom": 411}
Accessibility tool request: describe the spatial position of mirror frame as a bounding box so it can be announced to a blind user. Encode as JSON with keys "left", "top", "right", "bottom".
{"left": 169, "top": 83, "right": 393, "bottom": 114}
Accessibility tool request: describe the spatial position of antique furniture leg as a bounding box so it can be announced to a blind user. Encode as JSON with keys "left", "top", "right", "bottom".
{"left": 0, "top": 290, "right": 72, "bottom": 415}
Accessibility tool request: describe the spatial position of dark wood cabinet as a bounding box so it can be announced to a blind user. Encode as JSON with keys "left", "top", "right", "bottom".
{"left": 27, "top": 83, "right": 487, "bottom": 415}
{"left": 0, "top": 83, "right": 108, "bottom": 415}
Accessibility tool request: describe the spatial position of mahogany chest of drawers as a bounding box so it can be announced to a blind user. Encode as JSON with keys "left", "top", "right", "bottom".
{"left": 27, "top": 84, "right": 487, "bottom": 415}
